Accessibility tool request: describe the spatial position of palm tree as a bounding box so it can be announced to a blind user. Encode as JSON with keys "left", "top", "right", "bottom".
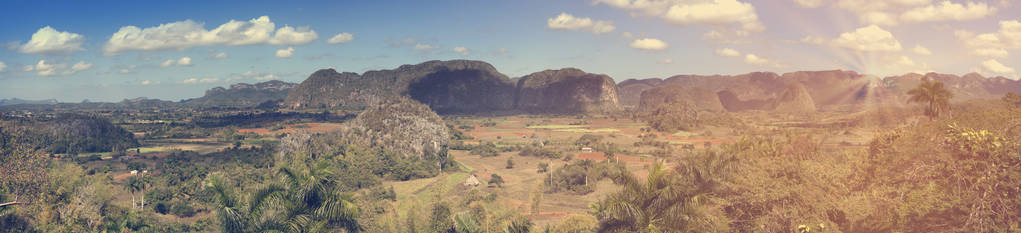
{"left": 125, "top": 174, "right": 150, "bottom": 210}
{"left": 907, "top": 77, "right": 953, "bottom": 120}
{"left": 209, "top": 160, "right": 360, "bottom": 233}
{"left": 591, "top": 162, "right": 723, "bottom": 233}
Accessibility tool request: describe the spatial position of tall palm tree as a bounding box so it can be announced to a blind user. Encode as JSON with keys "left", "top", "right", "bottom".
{"left": 907, "top": 77, "right": 953, "bottom": 120}
{"left": 591, "top": 162, "right": 723, "bottom": 233}
{"left": 125, "top": 174, "right": 150, "bottom": 210}
{"left": 210, "top": 160, "right": 360, "bottom": 233}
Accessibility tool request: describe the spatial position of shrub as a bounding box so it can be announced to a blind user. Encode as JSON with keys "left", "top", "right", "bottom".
{"left": 153, "top": 201, "right": 170, "bottom": 214}
{"left": 470, "top": 142, "right": 500, "bottom": 157}
{"left": 170, "top": 202, "right": 196, "bottom": 218}
{"left": 488, "top": 174, "right": 505, "bottom": 188}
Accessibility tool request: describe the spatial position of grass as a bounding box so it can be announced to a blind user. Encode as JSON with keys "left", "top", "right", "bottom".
{"left": 455, "top": 160, "right": 476, "bottom": 172}
{"left": 554, "top": 128, "right": 620, "bottom": 133}
{"left": 672, "top": 131, "right": 695, "bottom": 137}
{"left": 526, "top": 124, "right": 588, "bottom": 129}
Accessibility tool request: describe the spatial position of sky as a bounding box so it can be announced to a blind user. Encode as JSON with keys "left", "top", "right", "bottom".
{"left": 0, "top": 0, "right": 1018, "bottom": 102}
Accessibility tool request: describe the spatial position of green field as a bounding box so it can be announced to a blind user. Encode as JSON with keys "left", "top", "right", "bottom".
{"left": 554, "top": 128, "right": 620, "bottom": 133}
{"left": 525, "top": 124, "right": 587, "bottom": 129}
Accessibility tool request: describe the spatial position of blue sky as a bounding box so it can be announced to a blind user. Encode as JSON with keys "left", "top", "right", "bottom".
{"left": 0, "top": 0, "right": 1018, "bottom": 102}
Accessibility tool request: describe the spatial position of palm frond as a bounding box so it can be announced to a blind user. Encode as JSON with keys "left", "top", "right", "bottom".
{"left": 248, "top": 183, "right": 285, "bottom": 217}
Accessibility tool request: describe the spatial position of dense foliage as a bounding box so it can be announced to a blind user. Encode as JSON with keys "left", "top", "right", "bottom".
{"left": 349, "top": 97, "right": 449, "bottom": 158}
{"left": 2, "top": 114, "right": 139, "bottom": 154}
{"left": 644, "top": 100, "right": 699, "bottom": 132}
{"left": 546, "top": 160, "right": 628, "bottom": 194}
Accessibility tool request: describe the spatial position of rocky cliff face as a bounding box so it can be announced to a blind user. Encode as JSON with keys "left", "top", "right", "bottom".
{"left": 767, "top": 82, "right": 817, "bottom": 113}
{"left": 515, "top": 68, "right": 620, "bottom": 114}
{"left": 286, "top": 61, "right": 622, "bottom": 114}
{"left": 780, "top": 70, "right": 897, "bottom": 111}
{"left": 617, "top": 78, "right": 663, "bottom": 108}
{"left": 284, "top": 59, "right": 1021, "bottom": 115}
{"left": 637, "top": 85, "right": 725, "bottom": 114}
{"left": 284, "top": 60, "right": 517, "bottom": 114}
{"left": 349, "top": 97, "right": 449, "bottom": 157}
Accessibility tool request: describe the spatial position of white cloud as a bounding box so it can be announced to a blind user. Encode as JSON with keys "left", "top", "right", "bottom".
{"left": 70, "top": 61, "right": 92, "bottom": 73}
{"left": 663, "top": 0, "right": 765, "bottom": 32}
{"left": 160, "top": 57, "right": 193, "bottom": 67}
{"left": 971, "top": 48, "right": 1008, "bottom": 58}
{"left": 879, "top": 55, "right": 933, "bottom": 75}
{"left": 715, "top": 48, "right": 741, "bottom": 57}
{"left": 0, "top": 62, "right": 6, "bottom": 72}
{"left": 103, "top": 16, "right": 317, "bottom": 55}
{"left": 800, "top": 36, "right": 826, "bottom": 45}
{"left": 836, "top": 0, "right": 994, "bottom": 26}
{"left": 900, "top": 1, "right": 995, "bottom": 24}
{"left": 140, "top": 80, "right": 157, "bottom": 85}
{"left": 116, "top": 65, "right": 136, "bottom": 74}
{"left": 597, "top": 0, "right": 765, "bottom": 33}
{"left": 254, "top": 74, "right": 277, "bottom": 81}
{"left": 412, "top": 43, "right": 438, "bottom": 51}
{"left": 978, "top": 59, "right": 1016, "bottom": 76}
{"left": 861, "top": 11, "right": 900, "bottom": 26}
{"left": 210, "top": 52, "right": 228, "bottom": 59}
{"left": 268, "top": 26, "right": 318, "bottom": 45}
{"left": 493, "top": 48, "right": 510, "bottom": 56}
{"left": 658, "top": 58, "right": 674, "bottom": 64}
{"left": 700, "top": 29, "right": 752, "bottom": 44}
{"left": 831, "top": 25, "right": 903, "bottom": 52}
{"left": 744, "top": 54, "right": 771, "bottom": 65}
{"left": 276, "top": 47, "right": 295, "bottom": 58}
{"left": 232, "top": 71, "right": 279, "bottom": 81}
{"left": 620, "top": 32, "right": 634, "bottom": 39}
{"left": 912, "top": 45, "right": 933, "bottom": 55}
{"left": 183, "top": 77, "right": 221, "bottom": 84}
{"left": 794, "top": 0, "right": 824, "bottom": 8}
{"left": 23, "top": 60, "right": 92, "bottom": 76}
{"left": 18, "top": 26, "right": 85, "bottom": 55}
{"left": 592, "top": 0, "right": 675, "bottom": 16}
{"left": 327, "top": 32, "right": 354, "bottom": 44}
{"left": 453, "top": 46, "right": 470, "bottom": 56}
{"left": 177, "top": 57, "right": 192, "bottom": 66}
{"left": 546, "top": 13, "right": 616, "bottom": 34}
{"left": 956, "top": 20, "right": 1021, "bottom": 58}
{"left": 629, "top": 38, "right": 668, "bottom": 51}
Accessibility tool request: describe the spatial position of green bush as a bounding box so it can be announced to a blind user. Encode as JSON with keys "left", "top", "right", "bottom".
{"left": 153, "top": 201, "right": 170, "bottom": 214}
{"left": 170, "top": 202, "right": 196, "bottom": 218}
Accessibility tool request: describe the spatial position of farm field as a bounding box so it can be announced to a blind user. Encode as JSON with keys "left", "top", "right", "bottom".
{"left": 377, "top": 113, "right": 882, "bottom": 226}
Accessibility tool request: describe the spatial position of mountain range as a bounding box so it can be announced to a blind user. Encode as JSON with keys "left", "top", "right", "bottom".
{"left": 184, "top": 80, "right": 297, "bottom": 108}
{"left": 4, "top": 60, "right": 1020, "bottom": 114}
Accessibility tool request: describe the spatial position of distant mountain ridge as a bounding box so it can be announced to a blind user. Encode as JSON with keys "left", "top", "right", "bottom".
{"left": 516, "top": 68, "right": 620, "bottom": 114}
{"left": 5, "top": 60, "right": 1019, "bottom": 114}
{"left": 284, "top": 60, "right": 619, "bottom": 114}
{"left": 185, "top": 80, "right": 297, "bottom": 108}
{"left": 0, "top": 98, "right": 58, "bottom": 106}
{"left": 285, "top": 60, "right": 517, "bottom": 113}
{"left": 622, "top": 70, "right": 1020, "bottom": 113}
